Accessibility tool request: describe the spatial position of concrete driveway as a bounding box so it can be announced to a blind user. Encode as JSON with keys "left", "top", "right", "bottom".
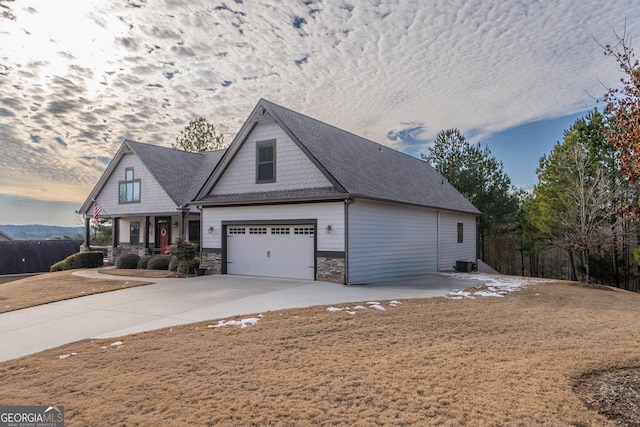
{"left": 0, "top": 270, "right": 478, "bottom": 362}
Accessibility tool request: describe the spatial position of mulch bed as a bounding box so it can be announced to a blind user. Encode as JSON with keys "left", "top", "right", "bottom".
{"left": 574, "top": 368, "right": 640, "bottom": 426}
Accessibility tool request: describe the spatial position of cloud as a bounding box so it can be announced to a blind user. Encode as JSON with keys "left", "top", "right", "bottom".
{"left": 0, "top": 0, "right": 638, "bottom": 206}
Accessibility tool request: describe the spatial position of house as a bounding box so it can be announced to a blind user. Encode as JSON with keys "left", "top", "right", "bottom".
{"left": 78, "top": 140, "right": 225, "bottom": 262}
{"left": 193, "top": 99, "right": 480, "bottom": 284}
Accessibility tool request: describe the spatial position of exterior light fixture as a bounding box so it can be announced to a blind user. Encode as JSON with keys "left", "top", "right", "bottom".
{"left": 325, "top": 224, "right": 332, "bottom": 233}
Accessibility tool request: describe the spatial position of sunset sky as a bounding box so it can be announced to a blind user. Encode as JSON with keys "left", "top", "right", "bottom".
{"left": 1, "top": 0, "right": 638, "bottom": 226}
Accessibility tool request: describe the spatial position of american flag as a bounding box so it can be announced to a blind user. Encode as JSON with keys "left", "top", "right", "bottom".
{"left": 93, "top": 204, "right": 102, "bottom": 229}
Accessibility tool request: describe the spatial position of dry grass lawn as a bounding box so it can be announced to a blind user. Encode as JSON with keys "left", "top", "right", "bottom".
{"left": 1, "top": 277, "right": 640, "bottom": 425}
{"left": 0, "top": 270, "right": 153, "bottom": 313}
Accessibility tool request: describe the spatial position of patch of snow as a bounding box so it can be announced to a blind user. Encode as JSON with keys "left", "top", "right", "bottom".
{"left": 326, "top": 307, "right": 343, "bottom": 312}
{"left": 58, "top": 352, "right": 78, "bottom": 360}
{"left": 370, "top": 304, "right": 386, "bottom": 311}
{"left": 366, "top": 301, "right": 381, "bottom": 305}
{"left": 110, "top": 341, "right": 123, "bottom": 347}
{"left": 389, "top": 300, "right": 402, "bottom": 306}
{"left": 446, "top": 291, "right": 475, "bottom": 300}
{"left": 444, "top": 273, "right": 552, "bottom": 299}
{"left": 353, "top": 306, "right": 368, "bottom": 310}
{"left": 474, "top": 291, "right": 504, "bottom": 298}
{"left": 346, "top": 311, "right": 356, "bottom": 315}
{"left": 208, "top": 317, "right": 261, "bottom": 329}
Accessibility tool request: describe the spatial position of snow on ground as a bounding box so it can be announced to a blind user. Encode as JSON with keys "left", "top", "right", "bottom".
{"left": 326, "top": 300, "right": 401, "bottom": 314}
{"left": 444, "top": 273, "right": 552, "bottom": 300}
{"left": 208, "top": 314, "right": 264, "bottom": 329}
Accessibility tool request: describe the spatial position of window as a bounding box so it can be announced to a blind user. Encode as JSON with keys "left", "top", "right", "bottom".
{"left": 271, "top": 227, "right": 290, "bottom": 235}
{"left": 457, "top": 223, "right": 464, "bottom": 243}
{"left": 119, "top": 167, "right": 141, "bottom": 203}
{"left": 294, "top": 227, "right": 314, "bottom": 235}
{"left": 228, "top": 227, "right": 246, "bottom": 235}
{"left": 188, "top": 220, "right": 201, "bottom": 243}
{"left": 130, "top": 221, "right": 140, "bottom": 245}
{"left": 256, "top": 140, "right": 276, "bottom": 183}
{"left": 249, "top": 227, "right": 267, "bottom": 234}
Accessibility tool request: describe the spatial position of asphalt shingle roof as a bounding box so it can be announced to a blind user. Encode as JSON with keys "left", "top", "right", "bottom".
{"left": 126, "top": 140, "right": 225, "bottom": 207}
{"left": 260, "top": 100, "right": 480, "bottom": 214}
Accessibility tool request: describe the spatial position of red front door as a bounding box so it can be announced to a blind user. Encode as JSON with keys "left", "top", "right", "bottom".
{"left": 159, "top": 222, "right": 170, "bottom": 253}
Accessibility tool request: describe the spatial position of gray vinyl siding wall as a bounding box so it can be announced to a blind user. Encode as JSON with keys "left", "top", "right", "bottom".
{"left": 94, "top": 153, "right": 178, "bottom": 216}
{"left": 438, "top": 212, "right": 477, "bottom": 271}
{"left": 347, "top": 199, "right": 438, "bottom": 284}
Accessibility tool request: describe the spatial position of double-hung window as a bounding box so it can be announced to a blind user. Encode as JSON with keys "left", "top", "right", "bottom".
{"left": 119, "top": 167, "right": 141, "bottom": 203}
{"left": 256, "top": 140, "right": 276, "bottom": 183}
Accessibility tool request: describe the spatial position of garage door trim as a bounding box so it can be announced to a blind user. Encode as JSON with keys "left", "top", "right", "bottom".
{"left": 221, "top": 219, "right": 317, "bottom": 278}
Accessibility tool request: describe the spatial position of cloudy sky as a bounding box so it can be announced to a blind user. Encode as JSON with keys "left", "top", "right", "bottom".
{"left": 1, "top": 0, "right": 638, "bottom": 226}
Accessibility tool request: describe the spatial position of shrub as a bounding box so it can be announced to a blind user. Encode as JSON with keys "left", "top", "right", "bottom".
{"left": 115, "top": 253, "right": 140, "bottom": 269}
{"left": 147, "top": 255, "right": 171, "bottom": 270}
{"left": 50, "top": 260, "right": 66, "bottom": 272}
{"left": 49, "top": 251, "right": 104, "bottom": 272}
{"left": 168, "top": 238, "right": 199, "bottom": 275}
{"left": 169, "top": 256, "right": 179, "bottom": 272}
{"left": 138, "top": 255, "right": 152, "bottom": 270}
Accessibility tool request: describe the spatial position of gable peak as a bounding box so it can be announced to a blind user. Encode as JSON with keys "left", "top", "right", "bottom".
{"left": 251, "top": 105, "right": 273, "bottom": 123}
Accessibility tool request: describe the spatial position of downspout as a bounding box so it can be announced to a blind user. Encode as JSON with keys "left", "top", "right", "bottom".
{"left": 436, "top": 211, "right": 440, "bottom": 272}
{"left": 344, "top": 198, "right": 354, "bottom": 285}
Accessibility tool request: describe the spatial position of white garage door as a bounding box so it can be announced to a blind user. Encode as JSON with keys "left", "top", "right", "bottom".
{"left": 226, "top": 225, "right": 315, "bottom": 280}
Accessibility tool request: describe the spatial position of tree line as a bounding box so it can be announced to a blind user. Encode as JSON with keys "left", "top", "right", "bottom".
{"left": 423, "top": 30, "right": 640, "bottom": 291}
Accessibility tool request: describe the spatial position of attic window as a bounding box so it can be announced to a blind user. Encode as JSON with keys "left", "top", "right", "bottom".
{"left": 256, "top": 140, "right": 276, "bottom": 183}
{"left": 119, "top": 167, "right": 141, "bottom": 204}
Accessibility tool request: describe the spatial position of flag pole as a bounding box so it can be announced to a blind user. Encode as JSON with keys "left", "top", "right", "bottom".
{"left": 91, "top": 198, "right": 112, "bottom": 230}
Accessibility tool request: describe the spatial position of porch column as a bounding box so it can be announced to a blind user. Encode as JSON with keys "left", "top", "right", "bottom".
{"left": 112, "top": 217, "right": 119, "bottom": 248}
{"left": 180, "top": 209, "right": 188, "bottom": 238}
{"left": 84, "top": 217, "right": 91, "bottom": 250}
{"left": 144, "top": 216, "right": 150, "bottom": 254}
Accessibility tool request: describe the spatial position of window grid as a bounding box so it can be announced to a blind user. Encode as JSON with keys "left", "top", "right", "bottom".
{"left": 256, "top": 140, "right": 276, "bottom": 183}
{"left": 249, "top": 227, "right": 267, "bottom": 235}
{"left": 271, "top": 227, "right": 290, "bottom": 235}
{"left": 119, "top": 167, "right": 141, "bottom": 204}
{"left": 293, "top": 227, "right": 314, "bottom": 235}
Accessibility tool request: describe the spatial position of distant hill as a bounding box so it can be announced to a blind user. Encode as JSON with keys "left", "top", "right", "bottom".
{"left": 0, "top": 224, "right": 84, "bottom": 240}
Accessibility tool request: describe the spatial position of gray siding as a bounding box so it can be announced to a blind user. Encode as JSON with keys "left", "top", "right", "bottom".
{"left": 438, "top": 212, "right": 477, "bottom": 271}
{"left": 347, "top": 200, "right": 438, "bottom": 284}
{"left": 94, "top": 153, "right": 178, "bottom": 216}
{"left": 211, "top": 120, "right": 333, "bottom": 196}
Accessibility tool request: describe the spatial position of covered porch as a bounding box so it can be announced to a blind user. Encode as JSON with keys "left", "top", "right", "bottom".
{"left": 83, "top": 211, "right": 201, "bottom": 264}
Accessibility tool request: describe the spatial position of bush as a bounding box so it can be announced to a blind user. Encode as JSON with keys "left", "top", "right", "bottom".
{"left": 138, "top": 255, "right": 152, "bottom": 270}
{"left": 169, "top": 256, "right": 179, "bottom": 272}
{"left": 49, "top": 251, "right": 104, "bottom": 272}
{"left": 115, "top": 253, "right": 140, "bottom": 269}
{"left": 168, "top": 238, "right": 199, "bottom": 275}
{"left": 147, "top": 255, "right": 171, "bottom": 270}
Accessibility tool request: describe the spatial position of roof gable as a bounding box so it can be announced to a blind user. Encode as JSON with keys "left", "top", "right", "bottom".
{"left": 79, "top": 139, "right": 225, "bottom": 214}
{"left": 262, "top": 100, "right": 480, "bottom": 214}
{"left": 197, "top": 100, "right": 479, "bottom": 214}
